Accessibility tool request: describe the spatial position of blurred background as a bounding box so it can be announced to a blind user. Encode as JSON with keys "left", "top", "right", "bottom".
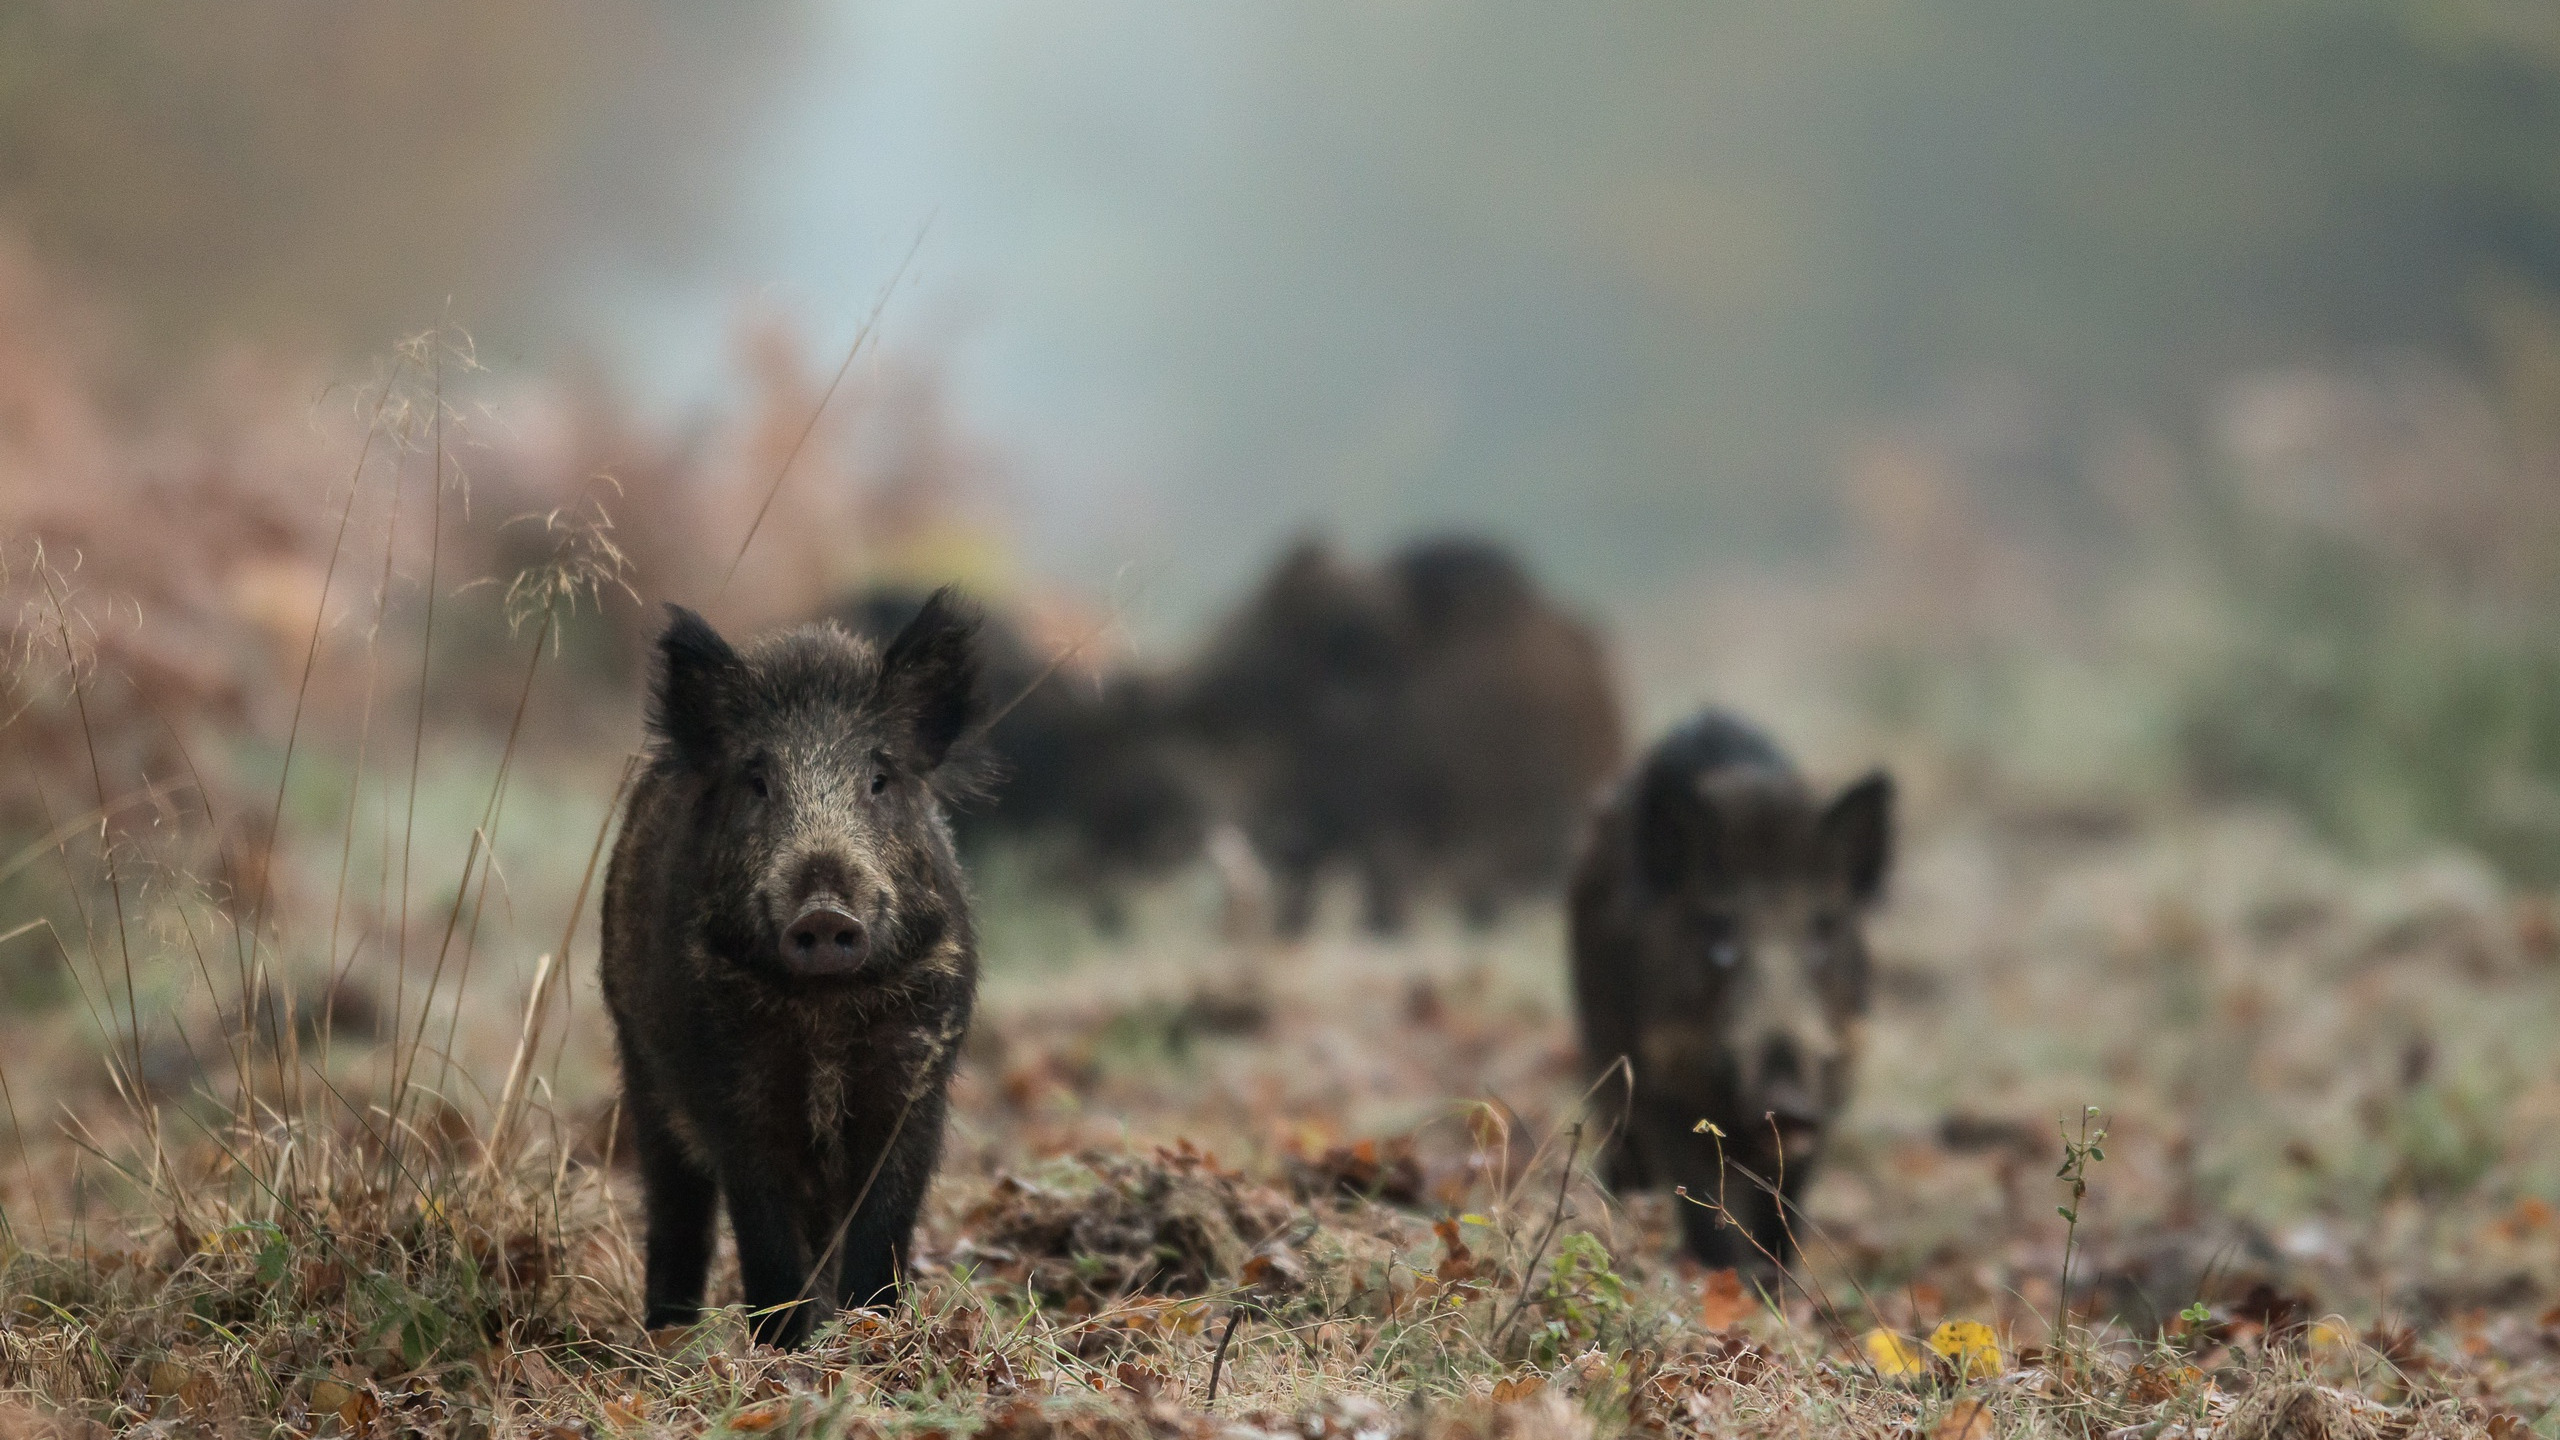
{"left": 11, "top": 1, "right": 2560, "bottom": 852}
{"left": 8, "top": 0, "right": 2560, "bottom": 1304}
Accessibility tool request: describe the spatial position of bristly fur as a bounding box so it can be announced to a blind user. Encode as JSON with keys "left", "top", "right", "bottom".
{"left": 603, "top": 597, "right": 986, "bottom": 1348}
{"left": 649, "top": 604, "right": 747, "bottom": 768}
{"left": 1570, "top": 708, "right": 1891, "bottom": 1272}
{"left": 876, "top": 586, "right": 978, "bottom": 768}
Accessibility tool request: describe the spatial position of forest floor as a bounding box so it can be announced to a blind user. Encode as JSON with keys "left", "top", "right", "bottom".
{"left": 5, "top": 792, "right": 2558, "bottom": 1438}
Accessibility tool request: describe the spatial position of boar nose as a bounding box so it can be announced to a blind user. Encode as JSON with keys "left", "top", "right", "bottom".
{"left": 782, "top": 900, "right": 869, "bottom": 975}
{"left": 1757, "top": 1035, "right": 1827, "bottom": 1116}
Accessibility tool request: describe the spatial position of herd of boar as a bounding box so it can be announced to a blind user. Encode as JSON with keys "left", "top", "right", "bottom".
{"left": 601, "top": 535, "right": 1894, "bottom": 1343}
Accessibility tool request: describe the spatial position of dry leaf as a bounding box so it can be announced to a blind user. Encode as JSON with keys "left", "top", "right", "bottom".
{"left": 1864, "top": 1329, "right": 1929, "bottom": 1377}
{"left": 728, "top": 1399, "right": 792, "bottom": 1432}
{"left": 1491, "top": 1374, "right": 1547, "bottom": 1403}
{"left": 1933, "top": 1398, "right": 1994, "bottom": 1440}
{"left": 1701, "top": 1267, "right": 1748, "bottom": 1330}
{"left": 2125, "top": 1360, "right": 2203, "bottom": 1406}
{"left": 602, "top": 1393, "right": 649, "bottom": 1428}
{"left": 1927, "top": 1320, "right": 2002, "bottom": 1381}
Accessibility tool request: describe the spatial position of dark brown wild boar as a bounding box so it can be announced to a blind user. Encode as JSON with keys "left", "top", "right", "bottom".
{"left": 1569, "top": 711, "right": 1891, "bottom": 1270}
{"left": 1179, "top": 534, "right": 1622, "bottom": 936}
{"left": 1179, "top": 539, "right": 1414, "bottom": 936}
{"left": 828, "top": 585, "right": 1206, "bottom": 929}
{"left": 601, "top": 592, "right": 982, "bottom": 1347}
{"left": 1385, "top": 536, "right": 1622, "bottom": 927}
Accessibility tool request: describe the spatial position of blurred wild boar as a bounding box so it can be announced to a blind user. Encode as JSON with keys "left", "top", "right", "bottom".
{"left": 1384, "top": 536, "right": 1623, "bottom": 926}
{"left": 1569, "top": 711, "right": 1891, "bottom": 1269}
{"left": 828, "top": 586, "right": 1205, "bottom": 926}
{"left": 1181, "top": 535, "right": 1622, "bottom": 935}
{"left": 601, "top": 592, "right": 982, "bottom": 1346}
{"left": 1179, "top": 540, "right": 1415, "bottom": 935}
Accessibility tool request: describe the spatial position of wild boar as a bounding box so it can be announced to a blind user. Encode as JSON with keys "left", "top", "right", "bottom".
{"left": 1177, "top": 540, "right": 1415, "bottom": 936}
{"left": 826, "top": 585, "right": 1205, "bottom": 928}
{"left": 1568, "top": 711, "right": 1892, "bottom": 1270}
{"left": 1384, "top": 536, "right": 1623, "bottom": 926}
{"left": 600, "top": 592, "right": 982, "bottom": 1347}
{"left": 1179, "top": 535, "right": 1622, "bottom": 936}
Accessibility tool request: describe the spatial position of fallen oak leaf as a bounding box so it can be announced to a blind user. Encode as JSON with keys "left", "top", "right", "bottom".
{"left": 1490, "top": 1374, "right": 1547, "bottom": 1403}
{"left": 1701, "top": 1267, "right": 1748, "bottom": 1331}
{"left": 1933, "top": 1398, "right": 1995, "bottom": 1440}
{"left": 727, "top": 1399, "right": 793, "bottom": 1433}
{"left": 2123, "top": 1359, "right": 2202, "bottom": 1406}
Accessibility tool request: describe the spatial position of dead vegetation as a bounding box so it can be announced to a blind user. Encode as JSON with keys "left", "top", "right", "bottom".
{"left": 0, "top": 266, "right": 2557, "bottom": 1437}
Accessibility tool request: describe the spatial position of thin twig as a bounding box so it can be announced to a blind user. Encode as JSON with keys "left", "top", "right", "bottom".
{"left": 1494, "top": 1120, "right": 1582, "bottom": 1345}
{"left": 717, "top": 224, "right": 930, "bottom": 600}
{"left": 1205, "top": 1305, "right": 1245, "bottom": 1407}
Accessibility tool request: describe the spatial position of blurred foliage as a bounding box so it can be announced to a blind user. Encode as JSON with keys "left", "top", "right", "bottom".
{"left": 2177, "top": 524, "right": 2560, "bottom": 882}
{"left": 0, "top": 0, "right": 802, "bottom": 356}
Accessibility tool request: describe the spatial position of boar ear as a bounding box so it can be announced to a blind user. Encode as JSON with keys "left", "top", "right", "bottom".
{"left": 1636, "top": 764, "right": 1714, "bottom": 893}
{"left": 649, "top": 605, "right": 746, "bottom": 767}
{"left": 877, "top": 585, "right": 981, "bottom": 769}
{"left": 1817, "top": 770, "right": 1894, "bottom": 905}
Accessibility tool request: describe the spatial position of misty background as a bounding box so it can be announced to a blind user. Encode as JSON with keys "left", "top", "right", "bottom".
{"left": 13, "top": 2, "right": 2557, "bottom": 605}
{"left": 8, "top": 0, "right": 2560, "bottom": 874}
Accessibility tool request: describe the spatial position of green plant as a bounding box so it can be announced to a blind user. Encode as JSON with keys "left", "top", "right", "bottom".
{"left": 2056, "top": 1106, "right": 2107, "bottom": 1337}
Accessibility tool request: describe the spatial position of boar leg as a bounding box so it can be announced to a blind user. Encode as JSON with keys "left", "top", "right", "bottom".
{"left": 831, "top": 1100, "right": 947, "bottom": 1313}
{"left": 630, "top": 1091, "right": 718, "bottom": 1330}
{"left": 1270, "top": 857, "right": 1320, "bottom": 938}
{"left": 724, "top": 1175, "right": 819, "bottom": 1348}
{"left": 1644, "top": 1107, "right": 1787, "bottom": 1273}
{"left": 1358, "top": 849, "right": 1411, "bottom": 936}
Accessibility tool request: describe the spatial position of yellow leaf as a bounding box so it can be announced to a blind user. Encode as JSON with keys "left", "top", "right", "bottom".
{"left": 2308, "top": 1320, "right": 2352, "bottom": 1351}
{"left": 1926, "top": 1320, "right": 2002, "bottom": 1380}
{"left": 1864, "top": 1328, "right": 1928, "bottom": 1376}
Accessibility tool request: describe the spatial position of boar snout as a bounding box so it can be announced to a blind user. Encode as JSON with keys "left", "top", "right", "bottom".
{"left": 782, "top": 900, "right": 870, "bottom": 976}
{"left": 1750, "top": 1032, "right": 1834, "bottom": 1159}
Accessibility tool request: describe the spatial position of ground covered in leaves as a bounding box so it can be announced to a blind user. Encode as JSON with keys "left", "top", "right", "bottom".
{"left": 6, "top": 801, "right": 2560, "bottom": 1437}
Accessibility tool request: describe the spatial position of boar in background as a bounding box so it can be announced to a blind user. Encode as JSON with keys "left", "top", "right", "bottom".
{"left": 828, "top": 586, "right": 1206, "bottom": 929}
{"left": 1568, "top": 710, "right": 1892, "bottom": 1270}
{"left": 1181, "top": 534, "right": 1623, "bottom": 936}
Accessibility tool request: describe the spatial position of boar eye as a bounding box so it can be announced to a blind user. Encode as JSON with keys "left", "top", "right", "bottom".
{"left": 744, "top": 764, "right": 770, "bottom": 800}
{"left": 1688, "top": 914, "right": 1742, "bottom": 969}
{"left": 870, "top": 771, "right": 889, "bottom": 795}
